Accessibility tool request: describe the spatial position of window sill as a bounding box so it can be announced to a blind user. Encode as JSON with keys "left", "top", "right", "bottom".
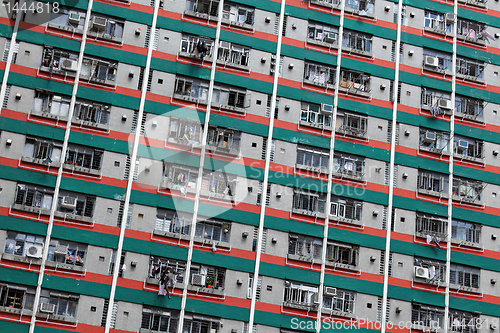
{"left": 206, "top": 145, "right": 240, "bottom": 156}
{"left": 283, "top": 301, "right": 318, "bottom": 312}
{"left": 210, "top": 102, "right": 246, "bottom": 114}
{"left": 2, "top": 252, "right": 42, "bottom": 265}
{"left": 54, "top": 211, "right": 93, "bottom": 223}
{"left": 341, "top": 46, "right": 372, "bottom": 58}
{"left": 167, "top": 137, "right": 203, "bottom": 149}
{"left": 452, "top": 194, "right": 483, "bottom": 206}
{"left": 422, "top": 64, "right": 449, "bottom": 75}
{"left": 419, "top": 146, "right": 451, "bottom": 156}
{"left": 87, "top": 30, "right": 123, "bottom": 44}
{"left": 310, "top": 0, "right": 340, "bottom": 9}
{"left": 307, "top": 38, "right": 338, "bottom": 50}
{"left": 216, "top": 59, "right": 250, "bottom": 71}
{"left": 146, "top": 277, "right": 186, "bottom": 289}
{"left": 455, "top": 72, "right": 485, "bottom": 84}
{"left": 45, "top": 260, "right": 85, "bottom": 272}
{"left": 417, "top": 188, "right": 449, "bottom": 199}
{"left": 287, "top": 253, "right": 320, "bottom": 264}
{"left": 338, "top": 86, "right": 371, "bottom": 98}
{"left": 0, "top": 306, "right": 32, "bottom": 316}
{"left": 159, "top": 181, "right": 197, "bottom": 194}
{"left": 329, "top": 214, "right": 362, "bottom": 225}
{"left": 303, "top": 79, "right": 334, "bottom": 89}
{"left": 30, "top": 109, "right": 69, "bottom": 122}
{"left": 455, "top": 112, "right": 484, "bottom": 123}
{"left": 178, "top": 51, "right": 213, "bottom": 62}
{"left": 12, "top": 204, "right": 51, "bottom": 216}
{"left": 449, "top": 283, "right": 481, "bottom": 294}
{"left": 459, "top": 0, "right": 486, "bottom": 7}
{"left": 344, "top": 6, "right": 375, "bottom": 18}
{"left": 333, "top": 170, "right": 364, "bottom": 182}
{"left": 450, "top": 238, "right": 482, "bottom": 249}
{"left": 21, "top": 156, "right": 61, "bottom": 168}
{"left": 40, "top": 66, "right": 77, "bottom": 78}
{"left": 335, "top": 126, "right": 367, "bottom": 139}
{"left": 424, "top": 26, "right": 451, "bottom": 37}
{"left": 292, "top": 208, "right": 325, "bottom": 218}
{"left": 173, "top": 93, "right": 207, "bottom": 105}
{"left": 413, "top": 277, "right": 445, "bottom": 287}
{"left": 295, "top": 164, "right": 328, "bottom": 174}
{"left": 220, "top": 18, "right": 253, "bottom": 31}
{"left": 415, "top": 231, "right": 447, "bottom": 240}
{"left": 63, "top": 163, "right": 101, "bottom": 176}
{"left": 453, "top": 153, "right": 483, "bottom": 163}
{"left": 47, "top": 23, "right": 84, "bottom": 35}
{"left": 36, "top": 312, "right": 77, "bottom": 323}
{"left": 187, "top": 284, "right": 224, "bottom": 296}
{"left": 153, "top": 229, "right": 190, "bottom": 241}
{"left": 79, "top": 74, "right": 116, "bottom": 87}
{"left": 457, "top": 34, "right": 487, "bottom": 46}
{"left": 321, "top": 308, "right": 354, "bottom": 318}
{"left": 199, "top": 189, "right": 234, "bottom": 201}
{"left": 325, "top": 261, "right": 358, "bottom": 271}
{"left": 71, "top": 118, "right": 109, "bottom": 131}
{"left": 183, "top": 10, "right": 217, "bottom": 22}
{"left": 193, "top": 237, "right": 230, "bottom": 249}
{"left": 299, "top": 120, "right": 333, "bottom": 131}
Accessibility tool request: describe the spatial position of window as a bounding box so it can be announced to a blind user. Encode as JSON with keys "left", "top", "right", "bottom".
{"left": 415, "top": 213, "right": 448, "bottom": 237}
{"left": 168, "top": 117, "right": 203, "bottom": 146}
{"left": 323, "top": 289, "right": 355, "bottom": 314}
{"left": 155, "top": 209, "right": 192, "bottom": 235}
{"left": 195, "top": 219, "right": 231, "bottom": 243}
{"left": 72, "top": 101, "right": 110, "bottom": 128}
{"left": 420, "top": 88, "right": 452, "bottom": 116}
{"left": 411, "top": 303, "right": 445, "bottom": 329}
{"left": 414, "top": 258, "right": 446, "bottom": 283}
{"left": 339, "top": 68, "right": 370, "bottom": 94}
{"left": 47, "top": 240, "right": 87, "bottom": 268}
{"left": 39, "top": 289, "right": 78, "bottom": 318}
{"left": 423, "top": 49, "right": 452, "bottom": 72}
{"left": 174, "top": 77, "right": 209, "bottom": 102}
{"left": 452, "top": 177, "right": 484, "bottom": 202}
{"left": 32, "top": 90, "right": 71, "bottom": 118}
{"left": 342, "top": 30, "right": 372, "bottom": 54}
{"left": 296, "top": 146, "right": 329, "bottom": 171}
{"left": 424, "top": 11, "right": 453, "bottom": 33}
{"left": 456, "top": 56, "right": 484, "bottom": 79}
{"left": 206, "top": 126, "right": 241, "bottom": 154}
{"left": 336, "top": 112, "right": 367, "bottom": 138}
{"left": 180, "top": 35, "right": 214, "bottom": 59}
{"left": 141, "top": 308, "right": 179, "bottom": 333}
{"left": 56, "top": 192, "right": 96, "bottom": 218}
{"left": 183, "top": 314, "right": 221, "bottom": 333}
{"left": 330, "top": 196, "right": 362, "bottom": 222}
{"left": 345, "top": 0, "right": 374, "bottom": 14}
{"left": 333, "top": 153, "right": 364, "bottom": 180}
{"left": 41, "top": 47, "right": 118, "bottom": 85}
{"left": 417, "top": 171, "right": 449, "bottom": 195}
{"left": 212, "top": 85, "right": 249, "bottom": 109}
{"left": 148, "top": 256, "right": 187, "bottom": 284}
{"left": 453, "top": 136, "right": 483, "bottom": 159}
{"left": 419, "top": 128, "right": 450, "bottom": 152}
{"left": 222, "top": 2, "right": 254, "bottom": 26}
{"left": 88, "top": 15, "right": 124, "bottom": 42}
{"left": 23, "top": 137, "right": 63, "bottom": 164}
{"left": 14, "top": 183, "right": 54, "bottom": 211}
{"left": 449, "top": 311, "right": 480, "bottom": 333}
{"left": 283, "top": 281, "right": 319, "bottom": 308}
{"left": 162, "top": 163, "right": 198, "bottom": 193}
{"left": 65, "top": 144, "right": 103, "bottom": 171}
{"left": 300, "top": 102, "right": 332, "bottom": 128}
{"left": 310, "top": 0, "right": 341, "bottom": 8}
{"left": 325, "top": 242, "right": 358, "bottom": 266}
{"left": 189, "top": 264, "right": 225, "bottom": 289}
{"left": 48, "top": 7, "right": 86, "bottom": 31}
{"left": 307, "top": 21, "right": 338, "bottom": 46}
{"left": 185, "top": 0, "right": 219, "bottom": 17}
{"left": 217, "top": 41, "right": 249, "bottom": 67}
{"left": 0, "top": 284, "right": 35, "bottom": 311}
{"left": 449, "top": 264, "right": 480, "bottom": 289}
{"left": 303, "top": 62, "right": 336, "bottom": 86}
{"left": 4, "top": 231, "right": 44, "bottom": 259}
{"left": 455, "top": 95, "right": 484, "bottom": 120}
{"left": 456, "top": 18, "right": 486, "bottom": 42}
{"left": 292, "top": 190, "right": 326, "bottom": 214}
{"left": 452, "top": 220, "right": 481, "bottom": 244}
{"left": 288, "top": 234, "right": 323, "bottom": 260}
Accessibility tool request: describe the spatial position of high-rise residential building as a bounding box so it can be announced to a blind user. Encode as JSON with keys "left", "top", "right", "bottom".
{"left": 0, "top": 0, "right": 499, "bottom": 332}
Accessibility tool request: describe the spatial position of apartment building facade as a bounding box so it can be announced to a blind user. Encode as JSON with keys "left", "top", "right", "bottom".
{"left": 0, "top": 0, "right": 499, "bottom": 332}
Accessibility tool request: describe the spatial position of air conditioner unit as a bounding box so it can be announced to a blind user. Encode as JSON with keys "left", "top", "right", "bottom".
{"left": 414, "top": 266, "right": 430, "bottom": 279}
{"left": 424, "top": 56, "right": 439, "bottom": 68}
{"left": 61, "top": 59, "right": 78, "bottom": 71}
{"left": 324, "top": 286, "right": 337, "bottom": 296}
{"left": 54, "top": 244, "right": 68, "bottom": 255}
{"left": 68, "top": 13, "right": 81, "bottom": 24}
{"left": 191, "top": 274, "right": 206, "bottom": 286}
{"left": 26, "top": 244, "right": 43, "bottom": 258}
{"left": 60, "top": 196, "right": 77, "bottom": 210}
{"left": 40, "top": 302, "right": 56, "bottom": 313}
{"left": 92, "top": 16, "right": 108, "bottom": 29}
{"left": 456, "top": 140, "right": 469, "bottom": 151}
{"left": 321, "top": 104, "right": 333, "bottom": 113}
{"left": 445, "top": 13, "right": 456, "bottom": 21}
{"left": 324, "top": 32, "right": 337, "bottom": 43}
{"left": 423, "top": 132, "right": 436, "bottom": 143}
{"left": 438, "top": 99, "right": 452, "bottom": 110}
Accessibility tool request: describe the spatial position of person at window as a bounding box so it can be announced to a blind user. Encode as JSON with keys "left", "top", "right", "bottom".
{"left": 196, "top": 41, "right": 208, "bottom": 59}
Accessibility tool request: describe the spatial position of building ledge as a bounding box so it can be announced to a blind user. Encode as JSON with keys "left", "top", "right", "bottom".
{"left": 325, "top": 261, "right": 358, "bottom": 272}
{"left": 321, "top": 308, "right": 355, "bottom": 318}
{"left": 453, "top": 153, "right": 483, "bottom": 164}
{"left": 341, "top": 46, "right": 372, "bottom": 58}
{"left": 30, "top": 109, "right": 68, "bottom": 122}
{"left": 45, "top": 260, "right": 85, "bottom": 272}
{"left": 87, "top": 30, "right": 123, "bottom": 44}
{"left": 450, "top": 238, "right": 482, "bottom": 249}
{"left": 338, "top": 85, "right": 371, "bottom": 98}
{"left": 2, "top": 252, "right": 42, "bottom": 265}
{"left": 216, "top": 59, "right": 250, "bottom": 71}
{"left": 47, "top": 23, "right": 84, "bottom": 35}
{"left": 329, "top": 214, "right": 362, "bottom": 226}
{"left": 21, "top": 156, "right": 61, "bottom": 168}
{"left": 333, "top": 170, "right": 365, "bottom": 182}
{"left": 71, "top": 118, "right": 109, "bottom": 131}
{"left": 283, "top": 301, "right": 318, "bottom": 312}
{"left": 187, "top": 284, "right": 224, "bottom": 296}
{"left": 295, "top": 164, "right": 328, "bottom": 174}
{"left": 12, "top": 204, "right": 51, "bottom": 216}
{"left": 166, "top": 137, "right": 203, "bottom": 149}
{"left": 36, "top": 312, "right": 77, "bottom": 323}
{"left": 417, "top": 188, "right": 449, "bottom": 199}
{"left": 307, "top": 38, "right": 338, "bottom": 50}
{"left": 299, "top": 120, "right": 333, "bottom": 131}
{"left": 0, "top": 306, "right": 32, "bottom": 316}
{"left": 419, "top": 146, "right": 451, "bottom": 156}
{"left": 449, "top": 283, "right": 481, "bottom": 294}
{"left": 292, "top": 208, "right": 325, "bottom": 218}
{"left": 54, "top": 211, "right": 93, "bottom": 223}
{"left": 303, "top": 79, "right": 334, "bottom": 89}
{"left": 452, "top": 194, "right": 483, "bottom": 206}
{"left": 153, "top": 229, "right": 189, "bottom": 241}
{"left": 336, "top": 126, "right": 367, "bottom": 139}
{"left": 287, "top": 253, "right": 320, "bottom": 264}
{"left": 63, "top": 163, "right": 101, "bottom": 176}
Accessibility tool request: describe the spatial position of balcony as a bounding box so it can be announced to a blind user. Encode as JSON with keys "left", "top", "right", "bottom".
{"left": 283, "top": 281, "right": 319, "bottom": 311}
{"left": 453, "top": 137, "right": 483, "bottom": 162}
{"left": 417, "top": 171, "right": 449, "bottom": 198}
{"left": 3, "top": 231, "right": 45, "bottom": 265}
{"left": 338, "top": 69, "right": 371, "bottom": 98}
{"left": 0, "top": 284, "right": 35, "bottom": 316}
{"left": 336, "top": 112, "right": 367, "bottom": 139}
{"left": 288, "top": 234, "right": 322, "bottom": 263}
{"left": 299, "top": 102, "right": 333, "bottom": 130}
{"left": 53, "top": 193, "right": 96, "bottom": 223}
{"left": 167, "top": 116, "right": 203, "bottom": 149}
{"left": 13, "top": 184, "right": 53, "bottom": 216}
{"left": 44, "top": 240, "right": 87, "bottom": 272}
{"left": 309, "top": 0, "right": 375, "bottom": 18}
{"left": 160, "top": 162, "right": 198, "bottom": 195}
{"left": 184, "top": 0, "right": 255, "bottom": 30}
{"left": 452, "top": 177, "right": 484, "bottom": 205}
{"left": 22, "top": 136, "right": 63, "bottom": 168}
{"left": 295, "top": 145, "right": 330, "bottom": 174}
{"left": 292, "top": 190, "right": 326, "bottom": 217}
{"left": 329, "top": 197, "right": 362, "bottom": 225}
{"left": 179, "top": 35, "right": 214, "bottom": 61}
{"left": 307, "top": 21, "right": 339, "bottom": 49}
{"left": 37, "top": 290, "right": 78, "bottom": 323}
{"left": 333, "top": 153, "right": 365, "bottom": 181}
{"left": 321, "top": 289, "right": 355, "bottom": 317}
{"left": 303, "top": 62, "right": 336, "bottom": 88}
{"left": 216, "top": 41, "right": 250, "bottom": 71}
{"left": 86, "top": 15, "right": 124, "bottom": 43}
{"left": 187, "top": 264, "right": 225, "bottom": 296}
{"left": 419, "top": 129, "right": 451, "bottom": 155}
{"left": 341, "top": 31, "right": 373, "bottom": 57}
{"left": 47, "top": 7, "right": 86, "bottom": 34}
{"left": 413, "top": 258, "right": 446, "bottom": 286}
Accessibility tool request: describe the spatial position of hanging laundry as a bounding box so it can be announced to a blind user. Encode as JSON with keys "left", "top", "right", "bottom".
{"left": 432, "top": 236, "right": 441, "bottom": 250}
{"left": 481, "top": 30, "right": 495, "bottom": 43}
{"left": 429, "top": 265, "right": 436, "bottom": 279}
{"left": 426, "top": 235, "right": 432, "bottom": 244}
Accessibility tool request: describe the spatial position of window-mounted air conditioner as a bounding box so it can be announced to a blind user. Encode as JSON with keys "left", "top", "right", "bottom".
{"left": 438, "top": 99, "right": 452, "bottom": 110}
{"left": 424, "top": 56, "right": 439, "bottom": 68}
{"left": 40, "top": 302, "right": 56, "bottom": 313}
{"left": 61, "top": 59, "right": 78, "bottom": 71}
{"left": 324, "top": 32, "right": 337, "bottom": 43}
{"left": 60, "top": 196, "right": 77, "bottom": 210}
{"left": 191, "top": 274, "right": 206, "bottom": 286}
{"left": 26, "top": 244, "right": 43, "bottom": 258}
{"left": 92, "top": 16, "right": 108, "bottom": 29}
{"left": 68, "top": 13, "right": 81, "bottom": 24}
{"left": 324, "top": 286, "right": 337, "bottom": 296}
{"left": 423, "top": 132, "right": 436, "bottom": 143}
{"left": 414, "top": 266, "right": 430, "bottom": 279}
{"left": 321, "top": 104, "right": 333, "bottom": 113}
{"left": 456, "top": 140, "right": 469, "bottom": 151}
